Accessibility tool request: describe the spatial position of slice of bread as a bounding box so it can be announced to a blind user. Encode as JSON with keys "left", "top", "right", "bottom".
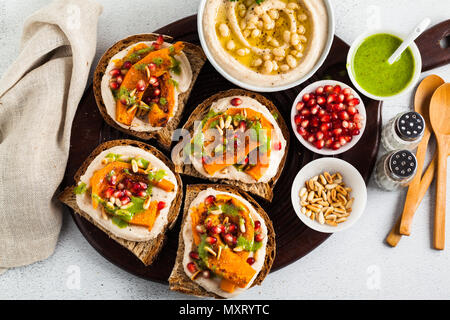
{"left": 171, "top": 89, "right": 290, "bottom": 201}
{"left": 58, "top": 139, "right": 183, "bottom": 266}
{"left": 93, "top": 34, "right": 206, "bottom": 149}
{"left": 168, "top": 184, "right": 276, "bottom": 298}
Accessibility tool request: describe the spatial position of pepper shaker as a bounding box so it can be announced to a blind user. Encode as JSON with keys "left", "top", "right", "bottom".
{"left": 374, "top": 150, "right": 417, "bottom": 191}
{"left": 381, "top": 111, "right": 425, "bottom": 152}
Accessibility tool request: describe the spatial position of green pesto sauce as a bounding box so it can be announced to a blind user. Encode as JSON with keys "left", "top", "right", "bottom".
{"left": 352, "top": 33, "right": 415, "bottom": 97}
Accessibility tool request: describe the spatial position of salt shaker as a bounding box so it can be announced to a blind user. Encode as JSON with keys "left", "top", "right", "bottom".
{"left": 374, "top": 150, "right": 417, "bottom": 191}
{"left": 381, "top": 111, "right": 425, "bottom": 152}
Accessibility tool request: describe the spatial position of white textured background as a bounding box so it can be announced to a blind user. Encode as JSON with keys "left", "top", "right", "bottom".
{"left": 0, "top": 0, "right": 449, "bottom": 299}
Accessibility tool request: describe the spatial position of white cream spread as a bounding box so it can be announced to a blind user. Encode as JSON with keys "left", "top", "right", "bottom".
{"left": 189, "top": 95, "right": 287, "bottom": 183}
{"left": 182, "top": 188, "right": 268, "bottom": 298}
{"left": 76, "top": 146, "right": 178, "bottom": 242}
{"left": 101, "top": 41, "right": 193, "bottom": 132}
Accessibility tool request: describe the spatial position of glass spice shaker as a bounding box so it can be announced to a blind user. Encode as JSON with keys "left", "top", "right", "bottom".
{"left": 374, "top": 150, "right": 417, "bottom": 191}
{"left": 381, "top": 111, "right": 425, "bottom": 152}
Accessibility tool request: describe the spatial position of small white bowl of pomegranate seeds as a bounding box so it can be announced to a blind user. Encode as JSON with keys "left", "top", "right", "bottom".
{"left": 291, "top": 80, "right": 366, "bottom": 155}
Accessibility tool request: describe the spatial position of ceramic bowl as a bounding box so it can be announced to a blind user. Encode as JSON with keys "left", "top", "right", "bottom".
{"left": 291, "top": 157, "right": 367, "bottom": 233}
{"left": 290, "top": 80, "right": 366, "bottom": 155}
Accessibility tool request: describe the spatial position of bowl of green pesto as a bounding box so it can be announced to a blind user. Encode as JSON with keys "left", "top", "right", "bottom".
{"left": 346, "top": 31, "right": 421, "bottom": 100}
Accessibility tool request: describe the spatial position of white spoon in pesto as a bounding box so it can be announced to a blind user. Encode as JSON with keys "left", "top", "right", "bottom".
{"left": 388, "top": 18, "right": 431, "bottom": 64}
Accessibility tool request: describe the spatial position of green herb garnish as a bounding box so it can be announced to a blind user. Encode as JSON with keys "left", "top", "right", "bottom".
{"left": 159, "top": 97, "right": 167, "bottom": 105}
{"left": 74, "top": 182, "right": 87, "bottom": 195}
{"left": 148, "top": 169, "right": 166, "bottom": 182}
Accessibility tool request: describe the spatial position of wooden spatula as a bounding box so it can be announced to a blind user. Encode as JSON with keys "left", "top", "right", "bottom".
{"left": 429, "top": 83, "right": 450, "bottom": 250}
{"left": 386, "top": 75, "right": 444, "bottom": 247}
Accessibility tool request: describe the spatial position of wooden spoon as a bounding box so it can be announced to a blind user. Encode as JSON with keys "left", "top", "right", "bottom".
{"left": 386, "top": 75, "right": 444, "bottom": 247}
{"left": 429, "top": 83, "right": 450, "bottom": 250}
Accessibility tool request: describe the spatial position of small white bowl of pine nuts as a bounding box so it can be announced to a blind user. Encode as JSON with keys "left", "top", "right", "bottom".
{"left": 291, "top": 157, "right": 367, "bottom": 233}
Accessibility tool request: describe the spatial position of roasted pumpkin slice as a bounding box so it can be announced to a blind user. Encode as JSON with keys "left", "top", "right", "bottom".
{"left": 129, "top": 200, "right": 158, "bottom": 230}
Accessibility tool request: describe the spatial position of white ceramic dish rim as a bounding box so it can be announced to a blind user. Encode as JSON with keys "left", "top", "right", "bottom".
{"left": 197, "top": 0, "right": 336, "bottom": 93}
{"left": 346, "top": 29, "right": 422, "bottom": 101}
{"left": 290, "top": 80, "right": 367, "bottom": 156}
{"left": 290, "top": 157, "right": 367, "bottom": 233}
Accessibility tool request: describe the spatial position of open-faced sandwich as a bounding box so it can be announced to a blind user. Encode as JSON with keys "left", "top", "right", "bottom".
{"left": 172, "top": 89, "right": 289, "bottom": 201}
{"left": 169, "top": 184, "right": 275, "bottom": 298}
{"left": 93, "top": 34, "right": 206, "bottom": 148}
{"left": 59, "top": 140, "right": 183, "bottom": 266}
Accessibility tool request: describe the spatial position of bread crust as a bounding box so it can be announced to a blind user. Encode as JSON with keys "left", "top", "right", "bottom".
{"left": 58, "top": 139, "right": 183, "bottom": 266}
{"left": 93, "top": 34, "right": 207, "bottom": 149}
{"left": 171, "top": 89, "right": 290, "bottom": 201}
{"left": 168, "top": 184, "right": 276, "bottom": 298}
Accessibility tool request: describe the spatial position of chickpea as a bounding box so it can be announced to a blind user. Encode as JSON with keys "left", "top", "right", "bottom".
{"left": 238, "top": 3, "right": 246, "bottom": 11}
{"left": 251, "top": 29, "right": 261, "bottom": 38}
{"left": 287, "top": 3, "right": 299, "bottom": 10}
{"left": 291, "top": 33, "right": 300, "bottom": 46}
{"left": 240, "top": 20, "right": 247, "bottom": 30}
{"left": 294, "top": 43, "right": 303, "bottom": 51}
{"left": 299, "top": 35, "right": 307, "bottom": 43}
{"left": 274, "top": 55, "right": 284, "bottom": 62}
{"left": 251, "top": 58, "right": 263, "bottom": 67}
{"left": 262, "top": 13, "right": 272, "bottom": 25}
{"left": 219, "top": 23, "right": 230, "bottom": 37}
{"left": 265, "top": 20, "right": 275, "bottom": 30}
{"left": 262, "top": 60, "right": 274, "bottom": 74}
{"left": 283, "top": 30, "right": 291, "bottom": 43}
{"left": 254, "top": 6, "right": 263, "bottom": 15}
{"left": 249, "top": 15, "right": 259, "bottom": 25}
{"left": 239, "top": 9, "right": 246, "bottom": 18}
{"left": 268, "top": 9, "right": 279, "bottom": 20}
{"left": 294, "top": 51, "right": 303, "bottom": 58}
{"left": 297, "top": 25, "right": 306, "bottom": 35}
{"left": 226, "top": 40, "right": 236, "bottom": 51}
{"left": 256, "top": 20, "right": 263, "bottom": 29}
{"left": 263, "top": 53, "right": 272, "bottom": 61}
{"left": 272, "top": 47, "right": 285, "bottom": 57}
{"left": 236, "top": 48, "right": 247, "bottom": 56}
{"left": 298, "top": 13, "right": 307, "bottom": 21}
{"left": 270, "top": 38, "right": 280, "bottom": 47}
{"left": 272, "top": 60, "right": 279, "bottom": 71}
{"left": 286, "top": 55, "right": 297, "bottom": 68}
{"left": 243, "top": 29, "right": 251, "bottom": 38}
{"left": 246, "top": 22, "right": 256, "bottom": 30}
{"left": 280, "top": 64, "right": 290, "bottom": 72}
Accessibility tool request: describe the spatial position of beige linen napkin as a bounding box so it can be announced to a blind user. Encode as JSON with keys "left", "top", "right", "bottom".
{"left": 0, "top": 0, "right": 102, "bottom": 271}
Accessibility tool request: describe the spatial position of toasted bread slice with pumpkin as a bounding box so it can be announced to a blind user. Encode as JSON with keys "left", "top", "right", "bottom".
{"left": 93, "top": 34, "right": 206, "bottom": 149}
{"left": 58, "top": 139, "right": 183, "bottom": 266}
{"left": 169, "top": 184, "right": 275, "bottom": 298}
{"left": 171, "top": 89, "right": 289, "bottom": 201}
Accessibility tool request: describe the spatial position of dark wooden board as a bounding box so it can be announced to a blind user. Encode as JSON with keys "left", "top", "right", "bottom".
{"left": 61, "top": 15, "right": 384, "bottom": 283}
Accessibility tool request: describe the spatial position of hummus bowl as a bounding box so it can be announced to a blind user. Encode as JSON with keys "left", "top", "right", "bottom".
{"left": 198, "top": 0, "right": 335, "bottom": 92}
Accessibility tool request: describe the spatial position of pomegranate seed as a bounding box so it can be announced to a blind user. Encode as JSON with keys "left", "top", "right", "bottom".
{"left": 239, "top": 120, "right": 247, "bottom": 131}
{"left": 296, "top": 101, "right": 305, "bottom": 111}
{"left": 338, "top": 111, "right": 350, "bottom": 120}
{"left": 316, "top": 96, "right": 326, "bottom": 105}
{"left": 108, "top": 175, "right": 117, "bottom": 186}
{"left": 341, "top": 120, "right": 349, "bottom": 129}
{"left": 149, "top": 76, "right": 158, "bottom": 85}
{"left": 104, "top": 187, "right": 115, "bottom": 199}
{"left": 205, "top": 195, "right": 216, "bottom": 206}
{"left": 122, "top": 61, "right": 132, "bottom": 69}
{"left": 314, "top": 139, "right": 325, "bottom": 149}
{"left": 302, "top": 93, "right": 311, "bottom": 102}
{"left": 224, "top": 233, "right": 235, "bottom": 244}
{"left": 324, "top": 138, "right": 334, "bottom": 148}
{"left": 139, "top": 182, "right": 148, "bottom": 190}
{"left": 320, "top": 114, "right": 331, "bottom": 122}
{"left": 297, "top": 125, "right": 307, "bottom": 136}
{"left": 300, "top": 119, "right": 309, "bottom": 128}
{"left": 353, "top": 113, "right": 362, "bottom": 122}
{"left": 294, "top": 114, "right": 302, "bottom": 125}
{"left": 273, "top": 141, "right": 282, "bottom": 151}
{"left": 148, "top": 62, "right": 157, "bottom": 72}
{"left": 206, "top": 236, "right": 217, "bottom": 245}
{"left": 338, "top": 93, "right": 345, "bottom": 103}
{"left": 333, "top": 85, "right": 341, "bottom": 94}
{"left": 324, "top": 85, "right": 333, "bottom": 93}
{"left": 345, "top": 94, "right": 355, "bottom": 102}
{"left": 339, "top": 136, "right": 347, "bottom": 146}
{"left": 124, "top": 190, "right": 132, "bottom": 197}
{"left": 310, "top": 105, "right": 319, "bottom": 115}
{"left": 342, "top": 87, "right": 352, "bottom": 96}
{"left": 120, "top": 196, "right": 131, "bottom": 205}
{"left": 327, "top": 94, "right": 336, "bottom": 104}
{"left": 254, "top": 221, "right": 261, "bottom": 230}
{"left": 228, "top": 224, "right": 237, "bottom": 233}
{"left": 137, "top": 190, "right": 146, "bottom": 198}
{"left": 189, "top": 251, "right": 199, "bottom": 260}
{"left": 344, "top": 135, "right": 353, "bottom": 142}
{"left": 116, "top": 75, "right": 124, "bottom": 85}
{"left": 152, "top": 80, "right": 159, "bottom": 87}
{"left": 157, "top": 201, "right": 166, "bottom": 211}
{"left": 300, "top": 108, "right": 311, "bottom": 117}
{"left": 195, "top": 225, "right": 206, "bottom": 234}
{"left": 113, "top": 190, "right": 123, "bottom": 198}
{"left": 247, "top": 257, "right": 256, "bottom": 265}
{"left": 332, "top": 141, "right": 341, "bottom": 150}
{"left": 153, "top": 88, "right": 161, "bottom": 96}
{"left": 109, "top": 81, "right": 119, "bottom": 90}
{"left": 119, "top": 95, "right": 129, "bottom": 106}
{"left": 356, "top": 122, "right": 363, "bottom": 129}
{"left": 333, "top": 128, "right": 343, "bottom": 136}
{"left": 315, "top": 131, "right": 324, "bottom": 140}
{"left": 109, "top": 69, "right": 121, "bottom": 77}
{"left": 231, "top": 98, "right": 242, "bottom": 106}
{"left": 307, "top": 98, "right": 316, "bottom": 107}
{"left": 352, "top": 129, "right": 360, "bottom": 135}
{"left": 255, "top": 233, "right": 264, "bottom": 242}
{"left": 156, "top": 34, "right": 164, "bottom": 45}
{"left": 347, "top": 106, "right": 357, "bottom": 115}
{"left": 315, "top": 86, "right": 324, "bottom": 95}
{"left": 212, "top": 225, "right": 222, "bottom": 234}
{"left": 187, "top": 262, "right": 197, "bottom": 274}
{"left": 202, "top": 270, "right": 211, "bottom": 278}
{"left": 136, "top": 79, "right": 146, "bottom": 91}
{"left": 318, "top": 108, "right": 326, "bottom": 116}
{"left": 307, "top": 134, "right": 316, "bottom": 143}
{"left": 311, "top": 116, "right": 320, "bottom": 127}
{"left": 320, "top": 123, "right": 331, "bottom": 132}
{"left": 348, "top": 98, "right": 360, "bottom": 107}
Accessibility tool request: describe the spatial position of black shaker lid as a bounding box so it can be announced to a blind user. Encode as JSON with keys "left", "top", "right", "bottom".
{"left": 395, "top": 112, "right": 425, "bottom": 141}
{"left": 388, "top": 150, "right": 417, "bottom": 179}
